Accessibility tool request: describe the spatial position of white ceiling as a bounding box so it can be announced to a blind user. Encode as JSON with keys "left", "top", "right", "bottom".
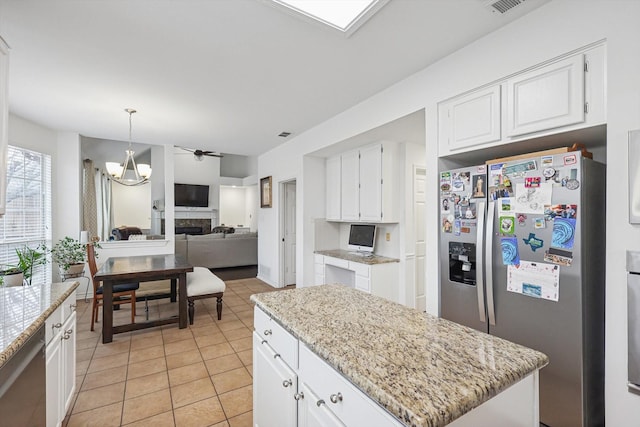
{"left": 0, "top": 0, "right": 549, "bottom": 156}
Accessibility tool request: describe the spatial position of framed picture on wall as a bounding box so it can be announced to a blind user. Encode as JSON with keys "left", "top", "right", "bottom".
{"left": 260, "top": 176, "right": 272, "bottom": 208}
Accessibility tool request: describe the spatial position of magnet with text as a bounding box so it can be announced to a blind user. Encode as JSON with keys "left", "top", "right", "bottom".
{"left": 552, "top": 217, "right": 576, "bottom": 249}
{"left": 522, "top": 233, "right": 544, "bottom": 252}
{"left": 501, "top": 237, "right": 520, "bottom": 266}
{"left": 544, "top": 247, "right": 573, "bottom": 266}
{"left": 563, "top": 154, "right": 577, "bottom": 166}
{"left": 525, "top": 177, "right": 542, "bottom": 188}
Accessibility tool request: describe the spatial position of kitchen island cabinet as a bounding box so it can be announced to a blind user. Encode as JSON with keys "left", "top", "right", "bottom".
{"left": 251, "top": 284, "right": 548, "bottom": 427}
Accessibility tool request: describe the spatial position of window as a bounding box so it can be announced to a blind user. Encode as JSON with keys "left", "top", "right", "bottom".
{"left": 0, "top": 145, "right": 52, "bottom": 286}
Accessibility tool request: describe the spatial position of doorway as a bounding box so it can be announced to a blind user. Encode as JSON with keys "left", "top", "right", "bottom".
{"left": 280, "top": 179, "right": 297, "bottom": 287}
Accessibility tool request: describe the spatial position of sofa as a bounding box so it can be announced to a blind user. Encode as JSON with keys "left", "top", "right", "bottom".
{"left": 175, "top": 232, "right": 258, "bottom": 269}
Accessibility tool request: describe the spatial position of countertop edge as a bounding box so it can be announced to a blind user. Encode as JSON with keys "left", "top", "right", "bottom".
{"left": 314, "top": 249, "right": 400, "bottom": 264}
{"left": 251, "top": 291, "right": 548, "bottom": 427}
{"left": 0, "top": 282, "right": 79, "bottom": 369}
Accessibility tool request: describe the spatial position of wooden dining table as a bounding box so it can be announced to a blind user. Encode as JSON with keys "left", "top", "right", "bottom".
{"left": 94, "top": 254, "right": 193, "bottom": 344}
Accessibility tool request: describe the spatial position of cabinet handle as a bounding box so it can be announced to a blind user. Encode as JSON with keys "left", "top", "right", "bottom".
{"left": 330, "top": 392, "right": 343, "bottom": 404}
{"left": 316, "top": 399, "right": 325, "bottom": 407}
{"left": 261, "top": 339, "right": 267, "bottom": 345}
{"left": 65, "top": 328, "right": 73, "bottom": 335}
{"left": 53, "top": 322, "right": 62, "bottom": 329}
{"left": 62, "top": 333, "right": 71, "bottom": 340}
{"left": 282, "top": 379, "right": 292, "bottom": 388}
{"left": 273, "top": 353, "right": 281, "bottom": 359}
{"left": 294, "top": 392, "right": 304, "bottom": 401}
{"left": 263, "top": 329, "right": 272, "bottom": 336}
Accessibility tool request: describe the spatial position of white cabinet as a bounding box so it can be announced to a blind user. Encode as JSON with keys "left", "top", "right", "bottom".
{"left": 340, "top": 150, "right": 360, "bottom": 221}
{"left": 298, "top": 381, "right": 346, "bottom": 427}
{"left": 505, "top": 54, "right": 585, "bottom": 137}
{"left": 329, "top": 142, "right": 398, "bottom": 223}
{"left": 326, "top": 155, "right": 341, "bottom": 221}
{"left": 46, "top": 292, "right": 77, "bottom": 427}
{"left": 438, "top": 85, "right": 501, "bottom": 151}
{"left": 253, "top": 333, "right": 298, "bottom": 427}
{"left": 0, "top": 36, "right": 9, "bottom": 216}
{"left": 438, "top": 44, "right": 605, "bottom": 156}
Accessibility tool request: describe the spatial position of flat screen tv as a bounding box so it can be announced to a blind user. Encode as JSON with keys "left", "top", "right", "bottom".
{"left": 348, "top": 224, "right": 376, "bottom": 253}
{"left": 175, "top": 183, "right": 209, "bottom": 207}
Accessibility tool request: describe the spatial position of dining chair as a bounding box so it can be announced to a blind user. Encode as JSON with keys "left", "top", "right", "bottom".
{"left": 87, "top": 244, "right": 140, "bottom": 332}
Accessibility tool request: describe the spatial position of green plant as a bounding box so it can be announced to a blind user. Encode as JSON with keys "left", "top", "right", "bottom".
{"left": 15, "top": 244, "right": 48, "bottom": 285}
{"left": 51, "top": 236, "right": 97, "bottom": 271}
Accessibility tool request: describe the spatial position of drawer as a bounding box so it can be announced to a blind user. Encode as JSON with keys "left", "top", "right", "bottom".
{"left": 325, "top": 256, "right": 349, "bottom": 269}
{"left": 299, "top": 344, "right": 400, "bottom": 427}
{"left": 355, "top": 275, "right": 370, "bottom": 293}
{"left": 45, "top": 304, "right": 63, "bottom": 345}
{"left": 60, "top": 291, "right": 77, "bottom": 322}
{"left": 349, "top": 262, "right": 370, "bottom": 278}
{"left": 254, "top": 307, "right": 298, "bottom": 368}
{"left": 314, "top": 254, "right": 325, "bottom": 264}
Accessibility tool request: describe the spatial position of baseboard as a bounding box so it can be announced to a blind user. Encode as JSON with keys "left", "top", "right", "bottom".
{"left": 256, "top": 275, "right": 278, "bottom": 288}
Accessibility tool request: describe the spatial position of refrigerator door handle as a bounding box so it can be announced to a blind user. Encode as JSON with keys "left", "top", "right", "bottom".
{"left": 486, "top": 201, "right": 496, "bottom": 326}
{"left": 476, "top": 201, "right": 486, "bottom": 323}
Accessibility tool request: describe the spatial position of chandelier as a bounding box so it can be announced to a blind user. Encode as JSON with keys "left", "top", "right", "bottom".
{"left": 105, "top": 108, "right": 152, "bottom": 186}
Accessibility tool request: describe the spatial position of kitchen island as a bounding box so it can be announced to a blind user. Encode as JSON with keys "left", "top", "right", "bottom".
{"left": 251, "top": 284, "right": 548, "bottom": 427}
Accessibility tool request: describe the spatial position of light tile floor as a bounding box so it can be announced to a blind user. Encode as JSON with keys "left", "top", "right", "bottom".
{"left": 64, "top": 277, "right": 281, "bottom": 427}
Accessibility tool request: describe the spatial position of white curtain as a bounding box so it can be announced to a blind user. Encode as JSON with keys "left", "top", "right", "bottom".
{"left": 95, "top": 169, "right": 113, "bottom": 241}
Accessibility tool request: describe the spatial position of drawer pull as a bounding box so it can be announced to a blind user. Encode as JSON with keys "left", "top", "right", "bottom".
{"left": 330, "top": 392, "right": 343, "bottom": 404}
{"left": 53, "top": 322, "right": 62, "bottom": 329}
{"left": 64, "top": 328, "right": 73, "bottom": 335}
{"left": 316, "top": 399, "right": 325, "bottom": 407}
{"left": 274, "top": 353, "right": 281, "bottom": 359}
{"left": 62, "top": 332, "right": 71, "bottom": 340}
{"left": 261, "top": 339, "right": 267, "bottom": 345}
{"left": 294, "top": 392, "right": 304, "bottom": 401}
{"left": 282, "top": 379, "right": 293, "bottom": 388}
{"left": 263, "top": 329, "right": 272, "bottom": 336}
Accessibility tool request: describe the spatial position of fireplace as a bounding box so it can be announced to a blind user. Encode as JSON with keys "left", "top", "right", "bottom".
{"left": 162, "top": 218, "right": 212, "bottom": 235}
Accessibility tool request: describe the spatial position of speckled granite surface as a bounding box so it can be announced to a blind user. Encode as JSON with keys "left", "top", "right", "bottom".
{"left": 251, "top": 284, "right": 548, "bottom": 427}
{"left": 315, "top": 249, "right": 399, "bottom": 265}
{"left": 0, "top": 282, "right": 78, "bottom": 369}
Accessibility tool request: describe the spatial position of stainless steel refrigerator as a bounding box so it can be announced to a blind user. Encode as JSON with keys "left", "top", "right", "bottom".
{"left": 439, "top": 150, "right": 605, "bottom": 427}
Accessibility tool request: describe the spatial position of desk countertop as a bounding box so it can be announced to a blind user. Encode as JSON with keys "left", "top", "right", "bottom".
{"left": 315, "top": 249, "right": 399, "bottom": 265}
{"left": 251, "top": 285, "right": 548, "bottom": 427}
{"left": 0, "top": 282, "right": 78, "bottom": 369}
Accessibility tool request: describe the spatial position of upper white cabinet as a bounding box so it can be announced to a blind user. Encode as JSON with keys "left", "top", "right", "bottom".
{"left": 438, "top": 85, "right": 501, "bottom": 151}
{"left": 438, "top": 44, "right": 605, "bottom": 156}
{"left": 0, "top": 37, "right": 9, "bottom": 216}
{"left": 506, "top": 54, "right": 585, "bottom": 137}
{"left": 328, "top": 142, "right": 398, "bottom": 223}
{"left": 325, "top": 155, "right": 341, "bottom": 221}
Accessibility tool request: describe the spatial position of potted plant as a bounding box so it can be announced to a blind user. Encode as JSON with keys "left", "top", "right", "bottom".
{"left": 51, "top": 236, "right": 96, "bottom": 278}
{"left": 15, "top": 244, "right": 48, "bottom": 285}
{"left": 0, "top": 266, "right": 24, "bottom": 287}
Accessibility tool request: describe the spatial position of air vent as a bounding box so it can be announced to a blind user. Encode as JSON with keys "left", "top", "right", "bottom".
{"left": 278, "top": 131, "right": 292, "bottom": 138}
{"left": 489, "top": 0, "right": 525, "bottom": 14}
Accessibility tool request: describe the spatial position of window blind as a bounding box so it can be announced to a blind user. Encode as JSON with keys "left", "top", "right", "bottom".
{"left": 0, "top": 145, "right": 52, "bottom": 286}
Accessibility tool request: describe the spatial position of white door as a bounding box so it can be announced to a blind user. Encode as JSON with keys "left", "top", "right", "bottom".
{"left": 340, "top": 150, "right": 360, "bottom": 221}
{"left": 325, "top": 155, "right": 341, "bottom": 220}
{"left": 506, "top": 54, "right": 585, "bottom": 137}
{"left": 359, "top": 144, "right": 382, "bottom": 222}
{"left": 253, "top": 333, "right": 298, "bottom": 427}
{"left": 414, "top": 167, "right": 427, "bottom": 311}
{"left": 284, "top": 181, "right": 296, "bottom": 286}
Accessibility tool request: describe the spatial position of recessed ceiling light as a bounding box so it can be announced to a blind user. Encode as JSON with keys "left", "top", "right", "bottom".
{"left": 270, "top": 0, "right": 389, "bottom": 36}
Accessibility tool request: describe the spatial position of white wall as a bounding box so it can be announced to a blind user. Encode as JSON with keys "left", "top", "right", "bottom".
{"left": 258, "top": 1, "right": 640, "bottom": 423}
{"left": 173, "top": 150, "right": 220, "bottom": 210}
{"left": 219, "top": 186, "right": 246, "bottom": 227}
{"left": 111, "top": 183, "right": 151, "bottom": 229}
{"left": 245, "top": 184, "right": 258, "bottom": 231}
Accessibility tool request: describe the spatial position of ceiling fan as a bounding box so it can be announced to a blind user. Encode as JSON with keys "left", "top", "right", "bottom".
{"left": 175, "top": 146, "right": 224, "bottom": 161}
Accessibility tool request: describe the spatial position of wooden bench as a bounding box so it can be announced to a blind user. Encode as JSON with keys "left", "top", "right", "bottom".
{"left": 187, "top": 267, "right": 225, "bottom": 324}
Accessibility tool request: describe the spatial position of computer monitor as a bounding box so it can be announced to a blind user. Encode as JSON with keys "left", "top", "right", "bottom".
{"left": 347, "top": 224, "right": 376, "bottom": 253}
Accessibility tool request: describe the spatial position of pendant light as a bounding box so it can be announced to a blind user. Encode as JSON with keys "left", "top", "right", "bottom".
{"left": 105, "top": 108, "right": 152, "bottom": 186}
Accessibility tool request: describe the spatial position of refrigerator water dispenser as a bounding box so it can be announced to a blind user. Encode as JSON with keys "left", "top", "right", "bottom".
{"left": 448, "top": 242, "right": 476, "bottom": 286}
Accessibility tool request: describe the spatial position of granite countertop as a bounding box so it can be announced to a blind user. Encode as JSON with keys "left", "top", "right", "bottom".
{"left": 251, "top": 284, "right": 548, "bottom": 427}
{"left": 0, "top": 282, "right": 79, "bottom": 369}
{"left": 315, "top": 249, "right": 400, "bottom": 265}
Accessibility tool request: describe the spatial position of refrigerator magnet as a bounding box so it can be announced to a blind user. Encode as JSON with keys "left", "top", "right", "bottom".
{"left": 566, "top": 179, "right": 580, "bottom": 190}
{"left": 500, "top": 198, "right": 513, "bottom": 212}
{"left": 544, "top": 248, "right": 573, "bottom": 266}
{"left": 441, "top": 198, "right": 451, "bottom": 213}
{"left": 534, "top": 217, "right": 546, "bottom": 229}
{"left": 563, "top": 154, "right": 577, "bottom": 166}
{"left": 541, "top": 155, "right": 554, "bottom": 166}
{"left": 440, "top": 171, "right": 452, "bottom": 192}
{"left": 472, "top": 175, "right": 486, "bottom": 198}
{"left": 525, "top": 177, "right": 542, "bottom": 188}
{"left": 499, "top": 216, "right": 515, "bottom": 235}
{"left": 543, "top": 167, "right": 556, "bottom": 179}
{"left": 453, "top": 219, "right": 461, "bottom": 236}
{"left": 522, "top": 233, "right": 544, "bottom": 251}
{"left": 452, "top": 180, "right": 464, "bottom": 192}
{"left": 442, "top": 217, "right": 453, "bottom": 233}
{"left": 552, "top": 217, "right": 576, "bottom": 249}
{"left": 501, "top": 237, "right": 520, "bottom": 265}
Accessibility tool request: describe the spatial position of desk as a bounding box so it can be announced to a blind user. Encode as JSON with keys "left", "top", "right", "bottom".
{"left": 94, "top": 255, "right": 193, "bottom": 343}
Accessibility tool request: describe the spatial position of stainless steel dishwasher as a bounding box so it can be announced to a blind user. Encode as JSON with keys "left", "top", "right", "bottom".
{"left": 0, "top": 324, "right": 46, "bottom": 426}
{"left": 628, "top": 250, "right": 640, "bottom": 394}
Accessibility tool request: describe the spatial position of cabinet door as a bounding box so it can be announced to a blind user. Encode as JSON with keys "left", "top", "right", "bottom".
{"left": 340, "top": 150, "right": 360, "bottom": 221}
{"left": 439, "top": 85, "right": 501, "bottom": 151}
{"left": 0, "top": 37, "right": 9, "bottom": 216}
{"left": 326, "top": 155, "right": 341, "bottom": 221}
{"left": 46, "top": 334, "right": 62, "bottom": 427}
{"left": 298, "top": 382, "right": 346, "bottom": 427}
{"left": 61, "top": 311, "right": 76, "bottom": 414}
{"left": 506, "top": 54, "right": 585, "bottom": 137}
{"left": 253, "top": 333, "right": 297, "bottom": 427}
{"left": 359, "top": 144, "right": 382, "bottom": 222}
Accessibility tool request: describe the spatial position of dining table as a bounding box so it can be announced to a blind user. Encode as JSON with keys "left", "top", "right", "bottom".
{"left": 94, "top": 254, "right": 193, "bottom": 343}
